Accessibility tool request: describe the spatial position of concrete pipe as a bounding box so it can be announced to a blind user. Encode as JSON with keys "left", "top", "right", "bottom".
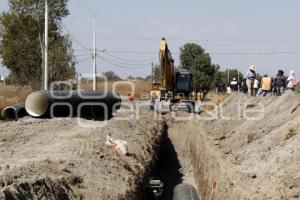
{"left": 25, "top": 90, "right": 121, "bottom": 120}
{"left": 2, "top": 104, "right": 28, "bottom": 121}
{"left": 172, "top": 183, "right": 200, "bottom": 200}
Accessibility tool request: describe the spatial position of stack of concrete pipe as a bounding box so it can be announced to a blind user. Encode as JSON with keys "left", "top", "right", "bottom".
{"left": 1, "top": 90, "right": 121, "bottom": 121}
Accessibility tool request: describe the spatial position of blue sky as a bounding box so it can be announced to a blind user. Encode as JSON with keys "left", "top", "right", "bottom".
{"left": 1, "top": 0, "right": 300, "bottom": 78}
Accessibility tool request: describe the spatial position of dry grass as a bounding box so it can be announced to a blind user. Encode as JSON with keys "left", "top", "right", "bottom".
{"left": 295, "top": 86, "right": 300, "bottom": 94}
{"left": 79, "top": 80, "right": 152, "bottom": 100}
{"left": 0, "top": 85, "right": 31, "bottom": 119}
{"left": 0, "top": 80, "right": 152, "bottom": 114}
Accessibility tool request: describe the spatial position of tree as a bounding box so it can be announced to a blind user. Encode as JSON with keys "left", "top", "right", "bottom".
{"left": 214, "top": 68, "right": 244, "bottom": 85}
{"left": 180, "top": 43, "right": 205, "bottom": 71}
{"left": 152, "top": 65, "right": 161, "bottom": 83}
{"left": 180, "top": 43, "right": 217, "bottom": 96}
{"left": 102, "top": 71, "right": 121, "bottom": 81}
{"left": 0, "top": 0, "right": 75, "bottom": 89}
{"left": 127, "top": 75, "right": 134, "bottom": 80}
{"left": 144, "top": 75, "right": 152, "bottom": 81}
{"left": 135, "top": 76, "right": 144, "bottom": 81}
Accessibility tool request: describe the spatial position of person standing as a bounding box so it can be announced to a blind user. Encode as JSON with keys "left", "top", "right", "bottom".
{"left": 246, "top": 65, "right": 257, "bottom": 96}
{"left": 241, "top": 78, "right": 248, "bottom": 93}
{"left": 215, "top": 82, "right": 220, "bottom": 95}
{"left": 253, "top": 78, "right": 259, "bottom": 96}
{"left": 227, "top": 85, "right": 232, "bottom": 94}
{"left": 287, "top": 70, "right": 299, "bottom": 90}
{"left": 197, "top": 91, "right": 202, "bottom": 101}
{"left": 260, "top": 74, "right": 272, "bottom": 96}
{"left": 230, "top": 78, "right": 238, "bottom": 92}
{"left": 127, "top": 93, "right": 134, "bottom": 103}
{"left": 273, "top": 70, "right": 287, "bottom": 96}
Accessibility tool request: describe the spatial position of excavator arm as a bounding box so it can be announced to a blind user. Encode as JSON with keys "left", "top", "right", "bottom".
{"left": 159, "top": 38, "right": 174, "bottom": 92}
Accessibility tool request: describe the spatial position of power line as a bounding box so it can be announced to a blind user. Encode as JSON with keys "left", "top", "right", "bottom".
{"left": 73, "top": 49, "right": 90, "bottom": 52}
{"left": 102, "top": 50, "right": 300, "bottom": 55}
{"left": 102, "top": 52, "right": 155, "bottom": 63}
{"left": 104, "top": 50, "right": 160, "bottom": 55}
{"left": 75, "top": 53, "right": 92, "bottom": 57}
{"left": 73, "top": 0, "right": 94, "bottom": 14}
{"left": 100, "top": 54, "right": 152, "bottom": 66}
{"left": 61, "top": 22, "right": 91, "bottom": 50}
{"left": 63, "top": 34, "right": 300, "bottom": 43}
{"left": 210, "top": 51, "right": 300, "bottom": 55}
{"left": 76, "top": 56, "right": 91, "bottom": 63}
{"left": 73, "top": 0, "right": 153, "bottom": 41}
{"left": 156, "top": 38, "right": 300, "bottom": 43}
{"left": 83, "top": 36, "right": 300, "bottom": 43}
{"left": 98, "top": 55, "right": 149, "bottom": 70}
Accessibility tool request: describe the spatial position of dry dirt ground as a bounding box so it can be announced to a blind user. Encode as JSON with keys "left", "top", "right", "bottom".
{"left": 167, "top": 91, "right": 300, "bottom": 200}
{"left": 0, "top": 91, "right": 299, "bottom": 200}
{"left": 0, "top": 108, "right": 165, "bottom": 200}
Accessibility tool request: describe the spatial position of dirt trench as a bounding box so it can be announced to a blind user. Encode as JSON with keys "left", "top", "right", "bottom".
{"left": 1, "top": 91, "right": 300, "bottom": 200}
{"left": 140, "top": 127, "right": 196, "bottom": 200}
{"left": 163, "top": 91, "right": 300, "bottom": 200}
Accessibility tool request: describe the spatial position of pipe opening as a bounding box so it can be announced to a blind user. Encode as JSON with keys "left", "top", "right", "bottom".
{"left": 2, "top": 107, "right": 17, "bottom": 121}
{"left": 1, "top": 106, "right": 27, "bottom": 121}
{"left": 25, "top": 91, "right": 49, "bottom": 117}
{"left": 135, "top": 125, "right": 190, "bottom": 200}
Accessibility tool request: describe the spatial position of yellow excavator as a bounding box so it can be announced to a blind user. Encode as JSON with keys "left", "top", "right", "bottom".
{"left": 150, "top": 38, "right": 199, "bottom": 113}
{"left": 150, "top": 38, "right": 174, "bottom": 99}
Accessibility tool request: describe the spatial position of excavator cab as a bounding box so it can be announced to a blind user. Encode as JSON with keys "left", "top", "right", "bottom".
{"left": 150, "top": 38, "right": 199, "bottom": 114}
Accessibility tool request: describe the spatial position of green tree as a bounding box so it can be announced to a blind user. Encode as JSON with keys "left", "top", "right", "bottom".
{"left": 152, "top": 65, "right": 161, "bottom": 83}
{"left": 144, "top": 75, "right": 152, "bottom": 81}
{"left": 102, "top": 71, "right": 121, "bottom": 81}
{"left": 135, "top": 76, "right": 144, "bottom": 81}
{"left": 180, "top": 43, "right": 205, "bottom": 71}
{"left": 180, "top": 43, "right": 217, "bottom": 96}
{"left": 0, "top": 0, "right": 75, "bottom": 89}
{"left": 214, "top": 68, "right": 244, "bottom": 85}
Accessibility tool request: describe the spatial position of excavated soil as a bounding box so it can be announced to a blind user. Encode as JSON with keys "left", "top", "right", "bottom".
{"left": 0, "top": 91, "right": 300, "bottom": 200}
{"left": 166, "top": 91, "right": 300, "bottom": 200}
{"left": 0, "top": 108, "right": 165, "bottom": 200}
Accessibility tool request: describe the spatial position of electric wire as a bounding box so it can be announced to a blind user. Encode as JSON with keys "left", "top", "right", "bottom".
{"left": 61, "top": 22, "right": 91, "bottom": 50}
{"left": 73, "top": 0, "right": 153, "bottom": 41}
{"left": 76, "top": 56, "right": 91, "bottom": 63}
{"left": 75, "top": 53, "right": 92, "bottom": 57}
{"left": 102, "top": 50, "right": 300, "bottom": 55}
{"left": 97, "top": 55, "right": 149, "bottom": 70}
{"left": 100, "top": 54, "right": 151, "bottom": 66}
{"left": 102, "top": 52, "right": 155, "bottom": 63}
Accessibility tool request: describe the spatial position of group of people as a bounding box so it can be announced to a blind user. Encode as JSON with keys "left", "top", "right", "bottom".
{"left": 221, "top": 65, "right": 299, "bottom": 96}
{"left": 244, "top": 65, "right": 299, "bottom": 96}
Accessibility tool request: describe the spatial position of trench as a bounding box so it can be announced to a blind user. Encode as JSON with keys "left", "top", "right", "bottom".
{"left": 139, "top": 123, "right": 200, "bottom": 200}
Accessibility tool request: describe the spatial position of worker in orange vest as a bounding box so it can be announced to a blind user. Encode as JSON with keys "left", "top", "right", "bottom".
{"left": 260, "top": 74, "right": 272, "bottom": 96}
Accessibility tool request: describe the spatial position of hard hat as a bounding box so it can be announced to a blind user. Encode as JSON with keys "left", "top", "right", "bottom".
{"left": 249, "top": 65, "right": 256, "bottom": 71}
{"left": 233, "top": 78, "right": 236, "bottom": 81}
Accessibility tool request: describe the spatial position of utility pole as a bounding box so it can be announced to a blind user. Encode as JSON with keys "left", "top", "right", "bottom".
{"left": 92, "top": 14, "right": 97, "bottom": 90}
{"left": 44, "top": 0, "right": 48, "bottom": 90}
{"left": 237, "top": 68, "right": 240, "bottom": 91}
{"left": 227, "top": 69, "right": 230, "bottom": 85}
{"left": 151, "top": 62, "right": 154, "bottom": 86}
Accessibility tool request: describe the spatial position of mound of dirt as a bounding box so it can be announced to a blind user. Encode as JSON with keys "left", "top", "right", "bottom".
{"left": 167, "top": 91, "right": 300, "bottom": 200}
{"left": 0, "top": 108, "right": 165, "bottom": 199}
